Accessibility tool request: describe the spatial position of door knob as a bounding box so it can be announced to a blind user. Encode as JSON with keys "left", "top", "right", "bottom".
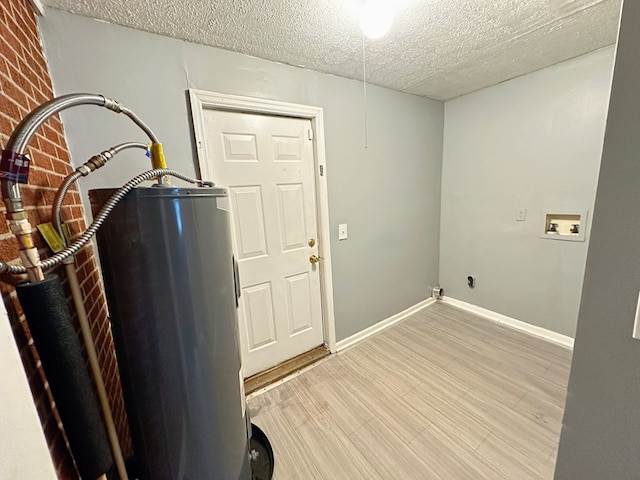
{"left": 309, "top": 254, "right": 320, "bottom": 264}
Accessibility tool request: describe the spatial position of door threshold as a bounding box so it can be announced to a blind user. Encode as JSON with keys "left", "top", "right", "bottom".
{"left": 244, "top": 345, "right": 330, "bottom": 395}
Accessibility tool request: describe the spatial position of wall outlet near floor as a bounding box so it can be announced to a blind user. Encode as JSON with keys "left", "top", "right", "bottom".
{"left": 338, "top": 223, "right": 348, "bottom": 240}
{"left": 516, "top": 208, "right": 527, "bottom": 221}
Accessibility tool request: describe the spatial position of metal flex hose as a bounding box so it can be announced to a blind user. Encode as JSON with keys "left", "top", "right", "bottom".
{"left": 2, "top": 94, "right": 160, "bottom": 213}
{"left": 0, "top": 94, "right": 168, "bottom": 276}
{"left": 52, "top": 142, "right": 148, "bottom": 241}
{"left": 51, "top": 142, "right": 149, "bottom": 480}
{"left": 0, "top": 169, "right": 200, "bottom": 275}
{"left": 46, "top": 169, "right": 199, "bottom": 269}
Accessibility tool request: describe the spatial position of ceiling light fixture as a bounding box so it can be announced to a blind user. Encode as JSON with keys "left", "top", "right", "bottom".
{"left": 360, "top": 0, "right": 394, "bottom": 39}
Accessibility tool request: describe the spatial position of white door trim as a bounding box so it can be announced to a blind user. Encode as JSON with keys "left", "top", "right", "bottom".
{"left": 189, "top": 89, "right": 337, "bottom": 353}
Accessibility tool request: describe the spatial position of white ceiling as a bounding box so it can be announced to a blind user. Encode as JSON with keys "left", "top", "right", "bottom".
{"left": 40, "top": 0, "right": 622, "bottom": 100}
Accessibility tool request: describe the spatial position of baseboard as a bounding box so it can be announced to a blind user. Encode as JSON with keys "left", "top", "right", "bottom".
{"left": 441, "top": 297, "right": 574, "bottom": 350}
{"left": 336, "top": 297, "right": 437, "bottom": 352}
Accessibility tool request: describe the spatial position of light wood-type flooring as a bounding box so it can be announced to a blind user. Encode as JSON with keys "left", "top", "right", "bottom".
{"left": 247, "top": 302, "right": 572, "bottom": 480}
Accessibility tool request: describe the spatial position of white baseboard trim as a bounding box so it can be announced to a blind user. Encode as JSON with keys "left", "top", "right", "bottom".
{"left": 336, "top": 298, "right": 437, "bottom": 352}
{"left": 441, "top": 297, "right": 574, "bottom": 350}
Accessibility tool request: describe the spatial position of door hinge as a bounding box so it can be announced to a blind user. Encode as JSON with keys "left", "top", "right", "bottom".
{"left": 308, "top": 128, "right": 314, "bottom": 141}
{"left": 319, "top": 165, "right": 324, "bottom": 176}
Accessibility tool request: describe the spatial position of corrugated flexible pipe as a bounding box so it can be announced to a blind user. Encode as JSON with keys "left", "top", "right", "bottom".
{"left": 0, "top": 93, "right": 166, "bottom": 280}
{"left": 2, "top": 94, "right": 160, "bottom": 213}
{"left": 52, "top": 142, "right": 148, "bottom": 239}
{"left": 1, "top": 169, "right": 201, "bottom": 276}
{"left": 0, "top": 94, "right": 180, "bottom": 479}
{"left": 53, "top": 142, "right": 148, "bottom": 480}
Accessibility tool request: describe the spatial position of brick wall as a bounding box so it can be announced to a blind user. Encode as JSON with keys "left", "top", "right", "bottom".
{"left": 0, "top": 1, "right": 130, "bottom": 478}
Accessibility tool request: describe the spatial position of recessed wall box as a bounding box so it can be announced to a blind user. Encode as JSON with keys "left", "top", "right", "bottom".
{"left": 541, "top": 210, "right": 588, "bottom": 242}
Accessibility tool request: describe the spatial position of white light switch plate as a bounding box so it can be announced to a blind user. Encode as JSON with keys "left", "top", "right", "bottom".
{"left": 516, "top": 208, "right": 526, "bottom": 221}
{"left": 633, "top": 291, "right": 640, "bottom": 340}
{"left": 338, "top": 223, "right": 348, "bottom": 240}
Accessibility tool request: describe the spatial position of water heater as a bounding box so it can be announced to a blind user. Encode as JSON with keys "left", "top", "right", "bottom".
{"left": 90, "top": 186, "right": 251, "bottom": 479}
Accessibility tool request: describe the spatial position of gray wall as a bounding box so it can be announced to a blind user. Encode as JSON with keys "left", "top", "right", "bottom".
{"left": 439, "top": 47, "right": 615, "bottom": 337}
{"left": 555, "top": 2, "right": 640, "bottom": 478}
{"left": 38, "top": 8, "right": 444, "bottom": 341}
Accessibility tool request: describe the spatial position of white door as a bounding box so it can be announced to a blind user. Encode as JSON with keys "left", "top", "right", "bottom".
{"left": 203, "top": 110, "right": 324, "bottom": 377}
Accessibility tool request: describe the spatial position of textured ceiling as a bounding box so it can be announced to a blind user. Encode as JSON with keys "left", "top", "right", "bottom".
{"left": 40, "top": 0, "right": 622, "bottom": 100}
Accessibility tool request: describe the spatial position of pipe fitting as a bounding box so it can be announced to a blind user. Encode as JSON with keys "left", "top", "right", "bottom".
{"left": 53, "top": 142, "right": 149, "bottom": 240}
{"left": 6, "top": 210, "right": 28, "bottom": 221}
{"left": 102, "top": 96, "right": 122, "bottom": 112}
{"left": 84, "top": 153, "right": 109, "bottom": 173}
{"left": 0, "top": 93, "right": 166, "bottom": 279}
{"left": 9, "top": 218, "right": 32, "bottom": 236}
{"left": 77, "top": 165, "right": 92, "bottom": 176}
{"left": 2, "top": 93, "right": 160, "bottom": 215}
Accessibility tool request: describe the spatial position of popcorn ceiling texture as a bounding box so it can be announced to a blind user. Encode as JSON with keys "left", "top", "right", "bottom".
{"left": 41, "top": 0, "right": 621, "bottom": 99}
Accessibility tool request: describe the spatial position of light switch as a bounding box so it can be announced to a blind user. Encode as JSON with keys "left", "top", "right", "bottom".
{"left": 338, "top": 224, "right": 348, "bottom": 240}
{"left": 633, "top": 291, "right": 640, "bottom": 340}
{"left": 516, "top": 208, "right": 526, "bottom": 221}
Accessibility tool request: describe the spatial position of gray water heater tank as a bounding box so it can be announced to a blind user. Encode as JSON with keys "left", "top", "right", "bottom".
{"left": 90, "top": 186, "right": 251, "bottom": 480}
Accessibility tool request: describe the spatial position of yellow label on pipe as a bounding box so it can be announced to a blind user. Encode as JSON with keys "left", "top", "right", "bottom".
{"left": 37, "top": 223, "right": 65, "bottom": 253}
{"left": 150, "top": 143, "right": 167, "bottom": 170}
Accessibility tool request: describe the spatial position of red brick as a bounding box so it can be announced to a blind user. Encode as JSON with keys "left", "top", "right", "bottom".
{"left": 37, "top": 135, "right": 58, "bottom": 157}
{"left": 0, "top": 36, "right": 20, "bottom": 66}
{"left": 45, "top": 171, "right": 64, "bottom": 185}
{"left": 2, "top": 29, "right": 25, "bottom": 63}
{"left": 26, "top": 167, "right": 48, "bottom": 186}
{"left": 0, "top": 3, "right": 131, "bottom": 473}
{"left": 0, "top": 237, "right": 19, "bottom": 260}
{"left": 0, "top": 111, "right": 13, "bottom": 135}
{"left": 54, "top": 145, "right": 70, "bottom": 162}
{"left": 19, "top": 184, "right": 42, "bottom": 207}
{"left": 0, "top": 93, "right": 21, "bottom": 120}
{"left": 50, "top": 158, "right": 71, "bottom": 175}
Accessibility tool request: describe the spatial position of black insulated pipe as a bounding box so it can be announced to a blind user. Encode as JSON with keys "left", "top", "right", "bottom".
{"left": 16, "top": 275, "right": 113, "bottom": 479}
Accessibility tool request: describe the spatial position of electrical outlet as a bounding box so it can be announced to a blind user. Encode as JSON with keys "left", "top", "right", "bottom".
{"left": 516, "top": 208, "right": 526, "bottom": 221}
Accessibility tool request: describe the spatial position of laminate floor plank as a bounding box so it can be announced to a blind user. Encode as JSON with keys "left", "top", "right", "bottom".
{"left": 402, "top": 385, "right": 491, "bottom": 451}
{"left": 246, "top": 302, "right": 572, "bottom": 479}
{"left": 349, "top": 418, "right": 437, "bottom": 479}
{"left": 297, "top": 413, "right": 377, "bottom": 480}
{"left": 476, "top": 433, "right": 548, "bottom": 480}
{"left": 458, "top": 389, "right": 558, "bottom": 459}
{"left": 251, "top": 404, "right": 313, "bottom": 479}
{"left": 289, "top": 463, "right": 326, "bottom": 480}
{"left": 513, "top": 391, "right": 565, "bottom": 436}
{"left": 408, "top": 426, "right": 502, "bottom": 480}
{"left": 443, "top": 357, "right": 528, "bottom": 408}
{"left": 340, "top": 342, "right": 421, "bottom": 396}
{"left": 542, "top": 361, "right": 572, "bottom": 387}
{"left": 352, "top": 378, "right": 426, "bottom": 444}
{"left": 490, "top": 359, "right": 569, "bottom": 406}
{"left": 307, "top": 379, "right": 374, "bottom": 435}
{"left": 434, "top": 305, "right": 571, "bottom": 367}
{"left": 381, "top": 326, "right": 458, "bottom": 369}
{"left": 424, "top": 423, "right": 509, "bottom": 480}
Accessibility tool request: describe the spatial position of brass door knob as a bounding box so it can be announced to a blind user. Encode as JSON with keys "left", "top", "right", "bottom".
{"left": 309, "top": 254, "right": 320, "bottom": 264}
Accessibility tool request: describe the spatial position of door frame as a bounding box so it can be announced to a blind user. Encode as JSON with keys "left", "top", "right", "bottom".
{"left": 188, "top": 89, "right": 337, "bottom": 353}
